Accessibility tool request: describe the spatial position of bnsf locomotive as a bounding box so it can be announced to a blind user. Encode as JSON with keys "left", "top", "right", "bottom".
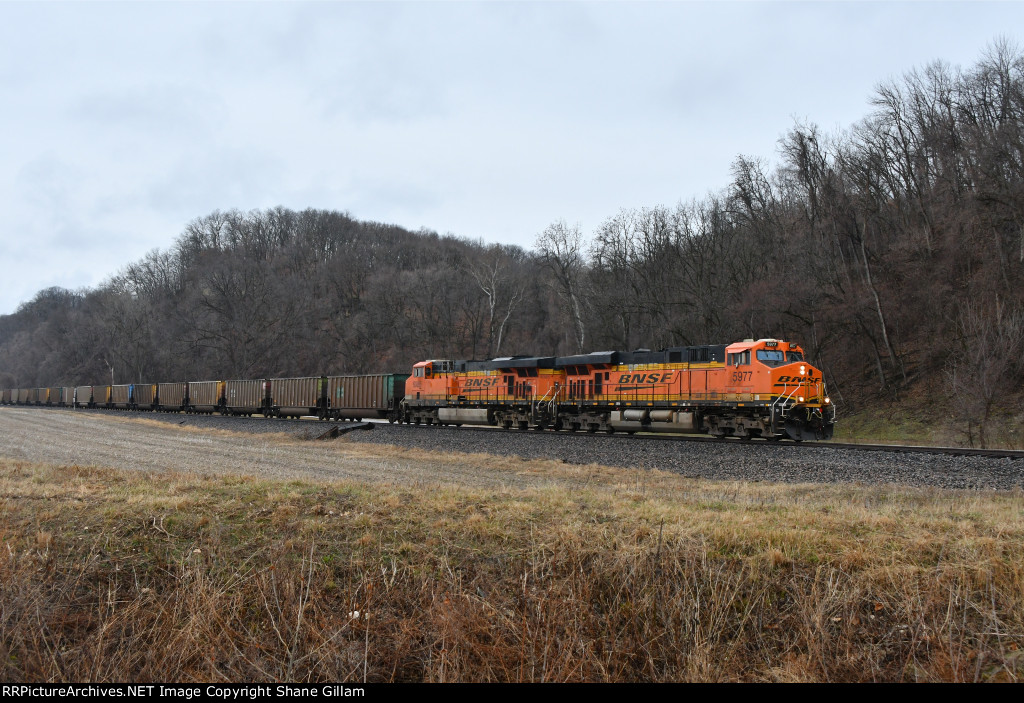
{"left": 403, "top": 338, "right": 834, "bottom": 441}
{"left": 1, "top": 338, "right": 835, "bottom": 441}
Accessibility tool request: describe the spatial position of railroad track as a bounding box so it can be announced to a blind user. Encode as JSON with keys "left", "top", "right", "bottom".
{"left": 7, "top": 406, "right": 1024, "bottom": 461}
{"left": 389, "top": 421, "right": 1024, "bottom": 460}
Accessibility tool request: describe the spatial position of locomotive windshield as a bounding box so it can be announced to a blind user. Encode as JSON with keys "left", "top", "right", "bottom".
{"left": 757, "top": 349, "right": 805, "bottom": 366}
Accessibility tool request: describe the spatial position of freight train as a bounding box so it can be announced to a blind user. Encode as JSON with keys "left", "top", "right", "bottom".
{"left": 0, "top": 375, "right": 407, "bottom": 421}
{"left": 0, "top": 338, "right": 835, "bottom": 441}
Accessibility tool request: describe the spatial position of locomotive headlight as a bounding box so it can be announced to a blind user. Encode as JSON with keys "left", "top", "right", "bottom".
{"left": 798, "top": 396, "right": 805, "bottom": 403}
{"left": 799, "top": 365, "right": 806, "bottom": 376}
{"left": 824, "top": 397, "right": 831, "bottom": 404}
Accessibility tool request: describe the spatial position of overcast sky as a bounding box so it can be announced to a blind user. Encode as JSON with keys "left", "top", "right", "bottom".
{"left": 0, "top": 1, "right": 1019, "bottom": 315}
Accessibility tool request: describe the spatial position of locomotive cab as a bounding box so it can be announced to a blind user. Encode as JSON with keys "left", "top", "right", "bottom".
{"left": 722, "top": 339, "right": 834, "bottom": 440}
{"left": 724, "top": 339, "right": 789, "bottom": 397}
{"left": 407, "top": 360, "right": 455, "bottom": 402}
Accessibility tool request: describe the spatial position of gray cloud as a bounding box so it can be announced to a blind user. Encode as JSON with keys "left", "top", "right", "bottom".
{"left": 70, "top": 84, "right": 225, "bottom": 137}
{"left": 146, "top": 147, "right": 286, "bottom": 215}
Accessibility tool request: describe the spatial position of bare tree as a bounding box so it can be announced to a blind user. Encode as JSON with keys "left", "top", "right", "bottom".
{"left": 467, "top": 244, "right": 525, "bottom": 357}
{"left": 535, "top": 220, "right": 589, "bottom": 353}
{"left": 946, "top": 297, "right": 1024, "bottom": 447}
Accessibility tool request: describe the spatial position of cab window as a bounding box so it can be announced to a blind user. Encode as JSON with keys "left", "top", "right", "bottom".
{"left": 728, "top": 351, "right": 750, "bottom": 366}
{"left": 786, "top": 351, "right": 804, "bottom": 362}
{"left": 756, "top": 350, "right": 785, "bottom": 366}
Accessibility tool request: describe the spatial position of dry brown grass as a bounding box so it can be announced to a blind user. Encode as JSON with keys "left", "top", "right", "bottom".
{"left": 1, "top": 454, "right": 1022, "bottom": 682}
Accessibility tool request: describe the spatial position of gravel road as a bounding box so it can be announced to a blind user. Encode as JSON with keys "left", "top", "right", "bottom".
{"left": 1, "top": 407, "right": 1021, "bottom": 490}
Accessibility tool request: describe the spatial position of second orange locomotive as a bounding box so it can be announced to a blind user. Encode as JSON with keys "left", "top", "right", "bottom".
{"left": 402, "top": 338, "right": 835, "bottom": 441}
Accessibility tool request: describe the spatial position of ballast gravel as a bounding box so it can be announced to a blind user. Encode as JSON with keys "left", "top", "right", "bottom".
{"left": 347, "top": 423, "right": 1023, "bottom": 491}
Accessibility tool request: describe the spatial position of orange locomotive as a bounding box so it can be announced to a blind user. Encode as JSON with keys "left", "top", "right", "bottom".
{"left": 402, "top": 338, "right": 835, "bottom": 440}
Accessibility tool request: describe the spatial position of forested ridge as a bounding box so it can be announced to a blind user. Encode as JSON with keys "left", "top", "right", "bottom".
{"left": 3, "top": 43, "right": 1023, "bottom": 443}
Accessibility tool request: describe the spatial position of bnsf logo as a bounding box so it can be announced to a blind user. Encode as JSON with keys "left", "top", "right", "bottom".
{"left": 463, "top": 377, "right": 499, "bottom": 388}
{"left": 616, "top": 372, "right": 674, "bottom": 383}
{"left": 774, "top": 375, "right": 822, "bottom": 385}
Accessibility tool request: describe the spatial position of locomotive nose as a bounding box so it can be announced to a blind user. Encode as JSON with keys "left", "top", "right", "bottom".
{"left": 771, "top": 364, "right": 826, "bottom": 406}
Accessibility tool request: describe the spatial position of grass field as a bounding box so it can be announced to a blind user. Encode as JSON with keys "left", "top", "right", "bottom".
{"left": 2, "top": 445, "right": 1023, "bottom": 682}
